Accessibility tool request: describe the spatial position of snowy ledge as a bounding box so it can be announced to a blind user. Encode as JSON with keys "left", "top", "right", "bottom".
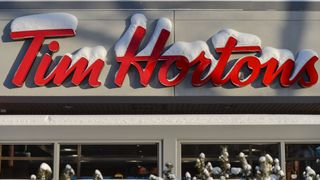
{"left": 11, "top": 12, "right": 78, "bottom": 32}
{"left": 0, "top": 115, "right": 319, "bottom": 126}
{"left": 1, "top": 0, "right": 320, "bottom": 2}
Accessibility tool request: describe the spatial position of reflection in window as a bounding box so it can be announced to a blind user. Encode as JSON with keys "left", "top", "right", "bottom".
{"left": 0, "top": 144, "right": 54, "bottom": 179}
{"left": 286, "top": 144, "right": 320, "bottom": 180}
{"left": 60, "top": 144, "right": 159, "bottom": 179}
{"left": 181, "top": 143, "right": 280, "bottom": 179}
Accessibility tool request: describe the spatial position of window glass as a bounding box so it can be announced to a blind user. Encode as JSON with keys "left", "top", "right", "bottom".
{"left": 181, "top": 143, "right": 280, "bottom": 179}
{"left": 286, "top": 144, "right": 320, "bottom": 180}
{"left": 60, "top": 144, "right": 159, "bottom": 179}
{"left": 0, "top": 144, "right": 54, "bottom": 179}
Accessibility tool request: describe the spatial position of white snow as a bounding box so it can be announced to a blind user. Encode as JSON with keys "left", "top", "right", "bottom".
{"left": 305, "top": 166, "right": 317, "bottom": 176}
{"left": 199, "top": 152, "right": 206, "bottom": 159}
{"left": 259, "top": 156, "right": 266, "bottom": 163}
{"left": 163, "top": 41, "right": 214, "bottom": 62}
{"left": 150, "top": 174, "right": 164, "bottom": 180}
{"left": 65, "top": 164, "right": 75, "bottom": 175}
{"left": 94, "top": 169, "right": 104, "bottom": 179}
{"left": 279, "top": 171, "right": 285, "bottom": 177}
{"left": 30, "top": 174, "right": 37, "bottom": 180}
{"left": 36, "top": 46, "right": 106, "bottom": 83}
{"left": 130, "top": 13, "right": 147, "bottom": 28}
{"left": 185, "top": 172, "right": 191, "bottom": 179}
{"left": 66, "top": 164, "right": 72, "bottom": 170}
{"left": 40, "top": 163, "right": 52, "bottom": 173}
{"left": 115, "top": 13, "right": 147, "bottom": 57}
{"left": 163, "top": 41, "right": 217, "bottom": 80}
{"left": 239, "top": 152, "right": 245, "bottom": 158}
{"left": 270, "top": 174, "right": 280, "bottom": 180}
{"left": 290, "top": 49, "right": 318, "bottom": 80}
{"left": 211, "top": 29, "right": 261, "bottom": 49}
{"left": 259, "top": 47, "right": 318, "bottom": 81}
{"left": 245, "top": 164, "right": 252, "bottom": 171}
{"left": 67, "top": 46, "right": 107, "bottom": 65}
{"left": 11, "top": 12, "right": 78, "bottom": 32}
{"left": 206, "top": 162, "right": 213, "bottom": 171}
{"left": 259, "top": 47, "right": 294, "bottom": 65}
{"left": 137, "top": 17, "right": 172, "bottom": 56}
{"left": 203, "top": 168, "right": 210, "bottom": 177}
{"left": 273, "top": 159, "right": 281, "bottom": 172}
{"left": 231, "top": 167, "right": 242, "bottom": 175}
{"left": 265, "top": 154, "right": 273, "bottom": 163}
{"left": 211, "top": 167, "right": 222, "bottom": 175}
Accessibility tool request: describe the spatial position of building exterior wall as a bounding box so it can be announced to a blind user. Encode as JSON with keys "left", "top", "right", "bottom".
{"left": 0, "top": 4, "right": 320, "bottom": 98}
{"left": 0, "top": 1, "right": 319, "bottom": 180}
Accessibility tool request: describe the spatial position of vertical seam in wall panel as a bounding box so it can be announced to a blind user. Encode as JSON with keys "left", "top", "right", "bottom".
{"left": 173, "top": 10, "right": 176, "bottom": 97}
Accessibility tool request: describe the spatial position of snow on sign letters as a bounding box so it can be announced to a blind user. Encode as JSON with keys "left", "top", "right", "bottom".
{"left": 8, "top": 12, "right": 319, "bottom": 88}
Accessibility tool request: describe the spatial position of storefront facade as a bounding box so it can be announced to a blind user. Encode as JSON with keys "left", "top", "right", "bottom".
{"left": 0, "top": 1, "right": 319, "bottom": 179}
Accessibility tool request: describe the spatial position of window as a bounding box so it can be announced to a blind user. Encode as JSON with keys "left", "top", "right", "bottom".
{"left": 1, "top": 141, "right": 320, "bottom": 179}
{"left": 285, "top": 144, "right": 320, "bottom": 180}
{"left": 0, "top": 144, "right": 54, "bottom": 179}
{"left": 60, "top": 143, "right": 159, "bottom": 179}
{"left": 181, "top": 143, "right": 280, "bottom": 179}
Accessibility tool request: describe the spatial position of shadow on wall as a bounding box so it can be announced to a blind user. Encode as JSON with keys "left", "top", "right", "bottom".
{"left": 278, "top": 1, "right": 311, "bottom": 95}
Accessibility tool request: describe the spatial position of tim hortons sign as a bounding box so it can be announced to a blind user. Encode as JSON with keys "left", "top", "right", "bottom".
{"left": 8, "top": 12, "right": 319, "bottom": 88}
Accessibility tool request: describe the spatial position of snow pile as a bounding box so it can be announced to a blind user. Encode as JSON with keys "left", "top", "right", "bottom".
{"left": 163, "top": 41, "right": 217, "bottom": 80}
{"left": 163, "top": 41, "right": 214, "bottom": 62}
{"left": 290, "top": 49, "right": 318, "bottom": 80}
{"left": 239, "top": 152, "right": 252, "bottom": 177}
{"left": 211, "top": 166, "right": 222, "bottom": 175}
{"left": 211, "top": 29, "right": 261, "bottom": 48}
{"left": 94, "top": 169, "right": 104, "bottom": 180}
{"left": 30, "top": 174, "right": 37, "bottom": 180}
{"left": 231, "top": 167, "right": 242, "bottom": 175}
{"left": 259, "top": 47, "right": 294, "bottom": 65}
{"left": 256, "top": 154, "right": 285, "bottom": 180}
{"left": 40, "top": 163, "right": 52, "bottom": 173}
{"left": 185, "top": 172, "right": 191, "bottom": 180}
{"left": 67, "top": 46, "right": 107, "bottom": 65}
{"left": 137, "top": 17, "right": 172, "bottom": 56}
{"left": 163, "top": 162, "right": 176, "bottom": 180}
{"left": 64, "top": 164, "right": 75, "bottom": 179}
{"left": 65, "top": 164, "right": 74, "bottom": 173}
{"left": 11, "top": 12, "right": 78, "bottom": 32}
{"left": 150, "top": 174, "right": 164, "bottom": 180}
{"left": 115, "top": 13, "right": 147, "bottom": 57}
{"left": 273, "top": 159, "right": 285, "bottom": 178}
{"left": 303, "top": 166, "right": 320, "bottom": 180}
{"left": 259, "top": 47, "right": 318, "bottom": 80}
